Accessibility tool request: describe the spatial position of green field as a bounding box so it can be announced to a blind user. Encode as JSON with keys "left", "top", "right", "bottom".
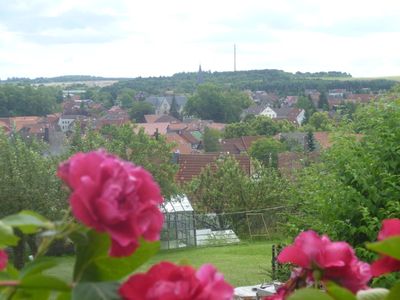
{"left": 306, "top": 76, "right": 400, "bottom": 82}
{"left": 46, "top": 241, "right": 275, "bottom": 287}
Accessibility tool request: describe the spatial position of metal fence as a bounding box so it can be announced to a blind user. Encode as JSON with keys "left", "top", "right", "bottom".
{"left": 193, "top": 206, "right": 288, "bottom": 247}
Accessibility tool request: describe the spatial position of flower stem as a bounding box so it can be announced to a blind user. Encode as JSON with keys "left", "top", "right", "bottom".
{"left": 0, "top": 280, "right": 20, "bottom": 287}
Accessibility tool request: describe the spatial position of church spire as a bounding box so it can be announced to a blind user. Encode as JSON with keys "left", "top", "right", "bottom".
{"left": 197, "top": 64, "right": 204, "bottom": 84}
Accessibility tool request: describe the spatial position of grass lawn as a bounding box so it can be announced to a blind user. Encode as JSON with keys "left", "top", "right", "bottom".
{"left": 46, "top": 240, "right": 275, "bottom": 287}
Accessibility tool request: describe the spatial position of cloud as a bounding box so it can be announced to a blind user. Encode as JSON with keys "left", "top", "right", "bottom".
{"left": 0, "top": 0, "right": 400, "bottom": 78}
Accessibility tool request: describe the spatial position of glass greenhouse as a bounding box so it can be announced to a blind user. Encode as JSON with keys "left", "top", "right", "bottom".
{"left": 160, "top": 195, "right": 196, "bottom": 249}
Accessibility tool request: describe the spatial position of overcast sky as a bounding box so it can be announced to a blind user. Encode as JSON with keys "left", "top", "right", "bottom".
{"left": 1, "top": 0, "right": 400, "bottom": 79}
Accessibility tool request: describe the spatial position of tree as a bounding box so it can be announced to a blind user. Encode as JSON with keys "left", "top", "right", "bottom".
{"left": 296, "top": 95, "right": 316, "bottom": 123}
{"left": 306, "top": 130, "right": 316, "bottom": 152}
{"left": 169, "top": 95, "right": 181, "bottom": 120}
{"left": 285, "top": 96, "right": 400, "bottom": 255}
{"left": 128, "top": 102, "right": 155, "bottom": 123}
{"left": 185, "top": 157, "right": 290, "bottom": 232}
{"left": 186, "top": 156, "right": 248, "bottom": 216}
{"left": 249, "top": 137, "right": 285, "bottom": 168}
{"left": 223, "top": 116, "right": 280, "bottom": 139}
{"left": 308, "top": 111, "right": 334, "bottom": 131}
{"left": 69, "top": 124, "right": 178, "bottom": 197}
{"left": 318, "top": 91, "right": 329, "bottom": 111}
{"left": 118, "top": 88, "right": 136, "bottom": 109}
{"left": 203, "top": 127, "right": 221, "bottom": 152}
{"left": 0, "top": 131, "right": 67, "bottom": 267}
{"left": 223, "top": 122, "right": 253, "bottom": 139}
{"left": 184, "top": 84, "right": 251, "bottom": 123}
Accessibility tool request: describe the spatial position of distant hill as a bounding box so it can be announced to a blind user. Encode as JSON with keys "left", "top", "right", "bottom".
{"left": 103, "top": 69, "right": 397, "bottom": 95}
{"left": 1, "top": 69, "right": 398, "bottom": 96}
{"left": 1, "top": 75, "right": 131, "bottom": 84}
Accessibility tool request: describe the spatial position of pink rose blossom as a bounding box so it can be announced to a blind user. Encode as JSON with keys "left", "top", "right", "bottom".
{"left": 119, "top": 262, "right": 233, "bottom": 300}
{"left": 278, "top": 231, "right": 371, "bottom": 293}
{"left": 58, "top": 150, "right": 164, "bottom": 257}
{"left": 0, "top": 250, "right": 7, "bottom": 270}
{"left": 371, "top": 218, "right": 400, "bottom": 276}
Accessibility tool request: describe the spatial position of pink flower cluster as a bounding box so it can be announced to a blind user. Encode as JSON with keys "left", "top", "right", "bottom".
{"left": 0, "top": 250, "right": 7, "bottom": 270}
{"left": 58, "top": 150, "right": 164, "bottom": 257}
{"left": 119, "top": 262, "right": 233, "bottom": 300}
{"left": 266, "top": 231, "right": 371, "bottom": 299}
{"left": 58, "top": 150, "right": 233, "bottom": 299}
{"left": 371, "top": 218, "right": 400, "bottom": 276}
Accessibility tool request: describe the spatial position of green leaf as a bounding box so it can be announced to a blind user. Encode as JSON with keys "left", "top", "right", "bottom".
{"left": 73, "top": 230, "right": 159, "bottom": 282}
{"left": 1, "top": 211, "right": 53, "bottom": 234}
{"left": 72, "top": 282, "right": 120, "bottom": 300}
{"left": 20, "top": 274, "right": 70, "bottom": 291}
{"left": 367, "top": 237, "right": 400, "bottom": 260}
{"left": 326, "top": 282, "right": 356, "bottom": 300}
{"left": 56, "top": 292, "right": 72, "bottom": 300}
{"left": 385, "top": 282, "right": 400, "bottom": 300}
{"left": 288, "top": 288, "right": 335, "bottom": 300}
{"left": 12, "top": 289, "right": 51, "bottom": 300}
{"left": 0, "top": 220, "right": 19, "bottom": 247}
{"left": 19, "top": 257, "right": 59, "bottom": 278}
{"left": 356, "top": 288, "right": 389, "bottom": 300}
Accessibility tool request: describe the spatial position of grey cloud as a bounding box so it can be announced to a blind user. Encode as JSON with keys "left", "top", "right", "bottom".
{"left": 0, "top": 2, "right": 126, "bottom": 44}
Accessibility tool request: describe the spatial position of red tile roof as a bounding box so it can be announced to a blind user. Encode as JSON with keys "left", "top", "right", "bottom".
{"left": 166, "top": 133, "right": 192, "bottom": 154}
{"left": 278, "top": 152, "right": 320, "bottom": 178}
{"left": 176, "top": 153, "right": 251, "bottom": 184}
{"left": 134, "top": 123, "right": 169, "bottom": 136}
{"left": 168, "top": 123, "right": 188, "bottom": 131}
{"left": 314, "top": 132, "right": 332, "bottom": 149}
{"left": 179, "top": 131, "right": 200, "bottom": 145}
{"left": 220, "top": 136, "right": 265, "bottom": 154}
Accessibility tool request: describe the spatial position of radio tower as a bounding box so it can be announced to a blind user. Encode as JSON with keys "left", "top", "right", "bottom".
{"left": 234, "top": 44, "right": 237, "bottom": 72}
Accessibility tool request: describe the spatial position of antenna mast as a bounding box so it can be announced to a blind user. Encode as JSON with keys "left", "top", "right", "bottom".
{"left": 234, "top": 44, "right": 237, "bottom": 72}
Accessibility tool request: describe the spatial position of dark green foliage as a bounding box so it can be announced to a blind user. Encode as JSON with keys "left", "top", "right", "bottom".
{"left": 184, "top": 83, "right": 252, "bottom": 123}
{"left": 128, "top": 102, "right": 155, "bottom": 122}
{"left": 0, "top": 85, "right": 60, "bottom": 117}
{"left": 307, "top": 111, "right": 334, "bottom": 131}
{"left": 318, "top": 91, "right": 329, "bottom": 111}
{"left": 94, "top": 69, "right": 396, "bottom": 96}
{"left": 203, "top": 127, "right": 221, "bottom": 152}
{"left": 284, "top": 97, "right": 400, "bottom": 263}
{"left": 296, "top": 95, "right": 316, "bottom": 123}
{"left": 0, "top": 131, "right": 67, "bottom": 219}
{"left": 224, "top": 116, "right": 282, "bottom": 138}
{"left": 186, "top": 158, "right": 289, "bottom": 213}
{"left": 249, "top": 137, "right": 285, "bottom": 168}
{"left": 306, "top": 130, "right": 316, "bottom": 152}
{"left": 169, "top": 95, "right": 181, "bottom": 120}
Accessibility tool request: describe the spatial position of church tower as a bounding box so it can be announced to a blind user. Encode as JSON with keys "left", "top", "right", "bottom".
{"left": 197, "top": 64, "right": 204, "bottom": 85}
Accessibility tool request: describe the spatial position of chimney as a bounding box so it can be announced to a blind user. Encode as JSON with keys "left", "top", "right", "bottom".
{"left": 172, "top": 150, "right": 180, "bottom": 164}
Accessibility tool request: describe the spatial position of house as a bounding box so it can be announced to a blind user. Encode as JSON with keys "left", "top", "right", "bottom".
{"left": 328, "top": 89, "right": 346, "bottom": 98}
{"left": 58, "top": 115, "right": 90, "bottom": 133}
{"left": 219, "top": 136, "right": 265, "bottom": 154}
{"left": 182, "top": 118, "right": 226, "bottom": 133}
{"left": 144, "top": 95, "right": 188, "bottom": 115}
{"left": 144, "top": 114, "right": 180, "bottom": 124}
{"left": 346, "top": 94, "right": 376, "bottom": 104}
{"left": 134, "top": 123, "right": 170, "bottom": 136}
{"left": 97, "top": 106, "right": 130, "bottom": 128}
{"left": 274, "top": 108, "right": 305, "bottom": 125}
{"left": 175, "top": 153, "right": 252, "bottom": 184}
{"left": 243, "top": 105, "right": 305, "bottom": 125}
{"left": 283, "top": 96, "right": 299, "bottom": 107}
{"left": 179, "top": 131, "right": 201, "bottom": 149}
{"left": 251, "top": 91, "right": 280, "bottom": 105}
{"left": 165, "top": 133, "right": 193, "bottom": 154}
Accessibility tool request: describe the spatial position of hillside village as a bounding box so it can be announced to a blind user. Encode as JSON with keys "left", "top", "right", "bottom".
{"left": 0, "top": 75, "right": 384, "bottom": 183}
